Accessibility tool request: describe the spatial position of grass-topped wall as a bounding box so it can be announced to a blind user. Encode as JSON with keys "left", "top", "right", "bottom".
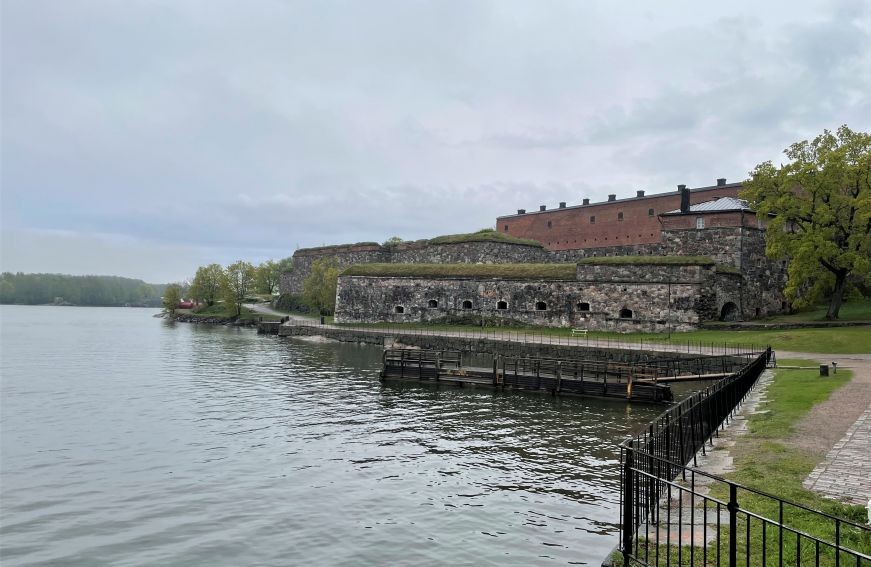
{"left": 342, "top": 263, "right": 577, "bottom": 280}
{"left": 577, "top": 255, "right": 717, "bottom": 266}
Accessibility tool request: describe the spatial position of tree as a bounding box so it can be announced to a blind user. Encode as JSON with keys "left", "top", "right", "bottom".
{"left": 276, "top": 256, "right": 294, "bottom": 274}
{"left": 189, "top": 264, "right": 225, "bottom": 306}
{"left": 162, "top": 284, "right": 182, "bottom": 315}
{"left": 742, "top": 125, "right": 871, "bottom": 319}
{"left": 383, "top": 236, "right": 405, "bottom": 247}
{"left": 302, "top": 257, "right": 341, "bottom": 315}
{"left": 255, "top": 260, "right": 281, "bottom": 295}
{"left": 221, "top": 260, "right": 257, "bottom": 317}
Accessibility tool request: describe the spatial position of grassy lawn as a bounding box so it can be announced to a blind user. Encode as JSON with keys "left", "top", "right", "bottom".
{"left": 758, "top": 298, "right": 871, "bottom": 323}
{"left": 178, "top": 304, "right": 283, "bottom": 322}
{"left": 704, "top": 360, "right": 870, "bottom": 564}
{"left": 331, "top": 319, "right": 870, "bottom": 354}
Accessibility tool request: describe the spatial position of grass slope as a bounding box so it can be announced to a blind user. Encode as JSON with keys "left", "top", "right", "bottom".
{"left": 342, "top": 263, "right": 577, "bottom": 280}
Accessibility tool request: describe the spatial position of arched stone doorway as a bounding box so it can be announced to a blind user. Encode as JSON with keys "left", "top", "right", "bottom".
{"left": 719, "top": 302, "right": 739, "bottom": 322}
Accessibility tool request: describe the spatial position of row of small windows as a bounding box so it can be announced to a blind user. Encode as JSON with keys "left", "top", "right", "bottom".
{"left": 504, "top": 209, "right": 659, "bottom": 232}
{"left": 394, "top": 301, "right": 633, "bottom": 318}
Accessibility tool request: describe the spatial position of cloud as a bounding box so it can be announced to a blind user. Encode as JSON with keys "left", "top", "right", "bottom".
{"left": 2, "top": 0, "right": 870, "bottom": 281}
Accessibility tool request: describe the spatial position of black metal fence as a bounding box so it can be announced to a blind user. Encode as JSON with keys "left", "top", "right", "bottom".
{"left": 619, "top": 350, "right": 871, "bottom": 566}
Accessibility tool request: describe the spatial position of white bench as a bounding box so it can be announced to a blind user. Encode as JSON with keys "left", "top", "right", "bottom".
{"left": 571, "top": 328, "right": 588, "bottom": 338}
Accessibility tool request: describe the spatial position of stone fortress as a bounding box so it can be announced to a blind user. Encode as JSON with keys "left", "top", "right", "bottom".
{"left": 279, "top": 179, "right": 787, "bottom": 332}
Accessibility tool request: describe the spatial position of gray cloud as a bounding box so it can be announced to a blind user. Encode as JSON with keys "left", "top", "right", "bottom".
{"left": 2, "top": 0, "right": 870, "bottom": 281}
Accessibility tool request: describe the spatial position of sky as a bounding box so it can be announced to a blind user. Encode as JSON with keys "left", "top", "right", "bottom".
{"left": 2, "top": 0, "right": 870, "bottom": 283}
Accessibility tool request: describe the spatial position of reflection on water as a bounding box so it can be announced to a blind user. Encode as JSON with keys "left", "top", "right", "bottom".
{"left": 1, "top": 306, "right": 660, "bottom": 566}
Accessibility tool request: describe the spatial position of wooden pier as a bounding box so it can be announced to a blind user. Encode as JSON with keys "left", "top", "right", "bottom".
{"left": 380, "top": 349, "right": 674, "bottom": 403}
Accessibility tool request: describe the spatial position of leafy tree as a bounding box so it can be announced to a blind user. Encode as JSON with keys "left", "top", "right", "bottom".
{"left": 221, "top": 260, "right": 257, "bottom": 317}
{"left": 276, "top": 256, "right": 294, "bottom": 274}
{"left": 302, "top": 257, "right": 341, "bottom": 315}
{"left": 0, "top": 277, "right": 15, "bottom": 303}
{"left": 162, "top": 284, "right": 182, "bottom": 315}
{"left": 189, "top": 264, "right": 224, "bottom": 306}
{"left": 742, "top": 125, "right": 871, "bottom": 319}
{"left": 383, "top": 236, "right": 405, "bottom": 247}
{"left": 255, "top": 260, "right": 281, "bottom": 295}
{"left": 0, "top": 272, "right": 164, "bottom": 307}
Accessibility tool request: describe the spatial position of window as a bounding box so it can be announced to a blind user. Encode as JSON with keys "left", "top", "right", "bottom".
{"left": 648, "top": 208, "right": 655, "bottom": 216}
{"left": 462, "top": 300, "right": 473, "bottom": 309}
{"left": 427, "top": 299, "right": 438, "bottom": 308}
{"left": 497, "top": 300, "right": 508, "bottom": 310}
{"left": 547, "top": 220, "right": 552, "bottom": 228}
{"left": 590, "top": 215, "right": 596, "bottom": 224}
{"left": 504, "top": 224, "right": 508, "bottom": 232}
{"left": 535, "top": 301, "right": 547, "bottom": 311}
{"left": 394, "top": 306, "right": 405, "bottom": 314}
{"left": 696, "top": 217, "right": 705, "bottom": 229}
{"left": 577, "top": 302, "right": 590, "bottom": 312}
{"left": 617, "top": 212, "right": 624, "bottom": 221}
{"left": 619, "top": 308, "right": 633, "bottom": 319}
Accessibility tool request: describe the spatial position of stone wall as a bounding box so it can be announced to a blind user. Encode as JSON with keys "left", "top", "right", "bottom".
{"left": 280, "top": 240, "right": 547, "bottom": 295}
{"left": 335, "top": 267, "right": 715, "bottom": 332}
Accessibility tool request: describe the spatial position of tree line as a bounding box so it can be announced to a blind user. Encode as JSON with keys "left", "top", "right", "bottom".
{"left": 163, "top": 257, "right": 293, "bottom": 315}
{"left": 0, "top": 273, "right": 166, "bottom": 307}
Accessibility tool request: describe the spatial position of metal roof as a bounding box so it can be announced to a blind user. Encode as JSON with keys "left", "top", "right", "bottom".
{"left": 663, "top": 197, "right": 751, "bottom": 215}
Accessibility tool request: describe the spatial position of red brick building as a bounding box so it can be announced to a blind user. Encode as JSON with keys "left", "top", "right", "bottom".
{"left": 497, "top": 179, "right": 742, "bottom": 250}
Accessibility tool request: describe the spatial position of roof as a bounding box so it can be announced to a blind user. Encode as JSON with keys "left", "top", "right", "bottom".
{"left": 662, "top": 197, "right": 751, "bottom": 215}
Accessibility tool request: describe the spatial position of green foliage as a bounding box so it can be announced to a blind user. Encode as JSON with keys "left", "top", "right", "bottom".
{"left": 427, "top": 231, "right": 543, "bottom": 247}
{"left": 577, "top": 255, "right": 716, "bottom": 266}
{"left": 276, "top": 256, "right": 294, "bottom": 274}
{"left": 0, "top": 272, "right": 164, "bottom": 306}
{"left": 302, "top": 257, "right": 341, "bottom": 315}
{"left": 162, "top": 284, "right": 182, "bottom": 314}
{"left": 255, "top": 259, "right": 281, "bottom": 295}
{"left": 742, "top": 125, "right": 871, "bottom": 319}
{"left": 382, "top": 236, "right": 405, "bottom": 247}
{"left": 342, "top": 263, "right": 577, "bottom": 280}
{"left": 188, "top": 264, "right": 224, "bottom": 306}
{"left": 274, "top": 293, "right": 311, "bottom": 314}
{"left": 221, "top": 260, "right": 257, "bottom": 317}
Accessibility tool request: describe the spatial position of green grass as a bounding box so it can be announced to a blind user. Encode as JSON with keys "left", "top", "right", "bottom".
{"left": 180, "top": 304, "right": 283, "bottom": 322}
{"left": 704, "top": 361, "right": 870, "bottom": 565}
{"left": 427, "top": 230, "right": 543, "bottom": 247}
{"left": 759, "top": 298, "right": 871, "bottom": 323}
{"left": 330, "top": 319, "right": 870, "bottom": 354}
{"left": 341, "top": 263, "right": 577, "bottom": 280}
{"left": 577, "top": 255, "right": 716, "bottom": 266}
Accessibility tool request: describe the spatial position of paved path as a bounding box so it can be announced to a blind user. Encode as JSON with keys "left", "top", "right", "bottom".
{"left": 804, "top": 404, "right": 871, "bottom": 505}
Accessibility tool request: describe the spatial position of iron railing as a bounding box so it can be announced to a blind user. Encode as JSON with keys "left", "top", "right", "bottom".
{"left": 619, "top": 350, "right": 871, "bottom": 566}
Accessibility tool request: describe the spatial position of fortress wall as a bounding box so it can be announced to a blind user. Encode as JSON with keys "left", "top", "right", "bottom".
{"left": 280, "top": 246, "right": 388, "bottom": 295}
{"left": 335, "top": 271, "right": 707, "bottom": 333}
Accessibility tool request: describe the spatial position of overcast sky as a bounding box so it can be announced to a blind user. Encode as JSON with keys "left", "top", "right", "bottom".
{"left": 2, "top": 0, "right": 870, "bottom": 283}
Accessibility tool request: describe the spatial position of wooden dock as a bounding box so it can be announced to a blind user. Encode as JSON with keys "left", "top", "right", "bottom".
{"left": 380, "top": 349, "right": 674, "bottom": 403}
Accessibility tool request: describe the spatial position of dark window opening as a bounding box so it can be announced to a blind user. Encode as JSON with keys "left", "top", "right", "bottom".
{"left": 578, "top": 302, "right": 590, "bottom": 312}
{"left": 547, "top": 220, "right": 552, "bottom": 228}
{"left": 619, "top": 308, "right": 633, "bottom": 319}
{"left": 535, "top": 301, "right": 547, "bottom": 311}
{"left": 504, "top": 224, "right": 508, "bottom": 232}
{"left": 394, "top": 306, "right": 405, "bottom": 314}
{"left": 781, "top": 301, "right": 787, "bottom": 311}
{"left": 617, "top": 212, "right": 624, "bottom": 221}
{"left": 462, "top": 300, "right": 473, "bottom": 309}
{"left": 719, "top": 302, "right": 739, "bottom": 322}
{"left": 590, "top": 215, "right": 596, "bottom": 224}
{"left": 497, "top": 300, "right": 508, "bottom": 310}
{"left": 648, "top": 208, "right": 654, "bottom": 216}
{"left": 754, "top": 308, "right": 761, "bottom": 317}
{"left": 427, "top": 299, "right": 438, "bottom": 308}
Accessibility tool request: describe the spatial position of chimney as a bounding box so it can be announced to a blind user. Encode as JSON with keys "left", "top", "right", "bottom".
{"left": 539, "top": 205, "right": 546, "bottom": 211}
{"left": 608, "top": 194, "right": 616, "bottom": 202}
{"left": 717, "top": 177, "right": 727, "bottom": 186}
{"left": 582, "top": 198, "right": 590, "bottom": 205}
{"left": 559, "top": 202, "right": 566, "bottom": 208}
{"left": 636, "top": 190, "right": 645, "bottom": 197}
{"left": 679, "top": 185, "right": 690, "bottom": 213}
{"left": 517, "top": 209, "right": 526, "bottom": 214}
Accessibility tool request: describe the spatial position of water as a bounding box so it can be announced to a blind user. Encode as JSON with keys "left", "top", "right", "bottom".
{"left": 1, "top": 306, "right": 660, "bottom": 566}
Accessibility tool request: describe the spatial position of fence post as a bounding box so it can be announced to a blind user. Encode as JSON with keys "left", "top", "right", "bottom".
{"left": 622, "top": 443, "right": 634, "bottom": 564}
{"left": 728, "top": 483, "right": 738, "bottom": 567}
